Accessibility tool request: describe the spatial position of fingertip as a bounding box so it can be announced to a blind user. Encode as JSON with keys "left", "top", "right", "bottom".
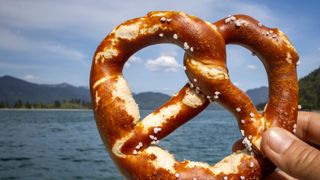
{"left": 261, "top": 127, "right": 295, "bottom": 161}
{"left": 269, "top": 127, "right": 295, "bottom": 152}
{"left": 261, "top": 128, "right": 276, "bottom": 162}
{"left": 261, "top": 127, "right": 284, "bottom": 152}
{"left": 262, "top": 127, "right": 320, "bottom": 179}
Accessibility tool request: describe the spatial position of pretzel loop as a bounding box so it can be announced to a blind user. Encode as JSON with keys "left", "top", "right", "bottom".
{"left": 90, "top": 11, "right": 298, "bottom": 179}
{"left": 185, "top": 14, "right": 299, "bottom": 153}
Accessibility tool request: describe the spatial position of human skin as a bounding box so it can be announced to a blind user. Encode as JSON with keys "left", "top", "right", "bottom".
{"left": 262, "top": 111, "right": 320, "bottom": 180}
{"left": 233, "top": 111, "right": 320, "bottom": 180}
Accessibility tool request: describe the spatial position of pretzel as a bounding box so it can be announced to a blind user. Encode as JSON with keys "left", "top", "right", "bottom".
{"left": 90, "top": 11, "right": 299, "bottom": 179}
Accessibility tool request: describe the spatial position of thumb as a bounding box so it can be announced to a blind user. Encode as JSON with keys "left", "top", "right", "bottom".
{"left": 261, "top": 127, "right": 320, "bottom": 180}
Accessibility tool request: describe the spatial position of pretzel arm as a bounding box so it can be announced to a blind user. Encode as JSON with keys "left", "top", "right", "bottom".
{"left": 214, "top": 14, "right": 299, "bottom": 132}
{"left": 120, "top": 84, "right": 209, "bottom": 155}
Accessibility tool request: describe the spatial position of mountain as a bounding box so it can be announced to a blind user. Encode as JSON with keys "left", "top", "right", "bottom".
{"left": 0, "top": 75, "right": 173, "bottom": 109}
{"left": 0, "top": 75, "right": 269, "bottom": 109}
{"left": 299, "top": 67, "right": 320, "bottom": 110}
{"left": 245, "top": 86, "right": 269, "bottom": 105}
{"left": 244, "top": 66, "right": 320, "bottom": 110}
{"left": 0, "top": 75, "right": 262, "bottom": 110}
{"left": 134, "top": 92, "right": 171, "bottom": 109}
{"left": 3, "top": 70, "right": 319, "bottom": 110}
{"left": 0, "top": 75, "right": 90, "bottom": 104}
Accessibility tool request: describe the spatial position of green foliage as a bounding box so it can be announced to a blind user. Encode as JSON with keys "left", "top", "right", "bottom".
{"left": 25, "top": 101, "right": 32, "bottom": 109}
{"left": 0, "top": 101, "right": 7, "bottom": 108}
{"left": 14, "top": 99, "right": 23, "bottom": 108}
{"left": 54, "top": 100, "right": 61, "bottom": 108}
{"left": 0, "top": 99, "right": 92, "bottom": 109}
{"left": 254, "top": 67, "right": 320, "bottom": 111}
{"left": 299, "top": 67, "right": 320, "bottom": 110}
{"left": 256, "top": 102, "right": 267, "bottom": 111}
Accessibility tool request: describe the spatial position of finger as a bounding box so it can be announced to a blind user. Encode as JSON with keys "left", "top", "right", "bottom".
{"left": 296, "top": 111, "right": 320, "bottom": 145}
{"left": 232, "top": 139, "right": 245, "bottom": 152}
{"left": 261, "top": 127, "right": 320, "bottom": 180}
{"left": 265, "top": 169, "right": 297, "bottom": 180}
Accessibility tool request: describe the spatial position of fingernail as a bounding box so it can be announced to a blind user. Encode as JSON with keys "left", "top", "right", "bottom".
{"left": 267, "top": 128, "right": 294, "bottom": 154}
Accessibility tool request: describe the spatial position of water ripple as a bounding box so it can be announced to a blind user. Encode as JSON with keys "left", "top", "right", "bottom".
{"left": 0, "top": 109, "right": 240, "bottom": 179}
{"left": 0, "top": 157, "right": 31, "bottom": 162}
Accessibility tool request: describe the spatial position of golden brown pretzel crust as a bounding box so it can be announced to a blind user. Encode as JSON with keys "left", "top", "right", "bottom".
{"left": 90, "top": 11, "right": 298, "bottom": 179}
{"left": 215, "top": 14, "right": 299, "bottom": 131}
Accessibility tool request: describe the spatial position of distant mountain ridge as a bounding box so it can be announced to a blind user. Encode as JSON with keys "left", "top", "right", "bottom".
{"left": 3, "top": 71, "right": 318, "bottom": 110}
{"left": 246, "top": 86, "right": 268, "bottom": 105}
{"left": 0, "top": 67, "right": 320, "bottom": 109}
{"left": 245, "top": 66, "right": 320, "bottom": 110}
{"left": 0, "top": 75, "right": 269, "bottom": 109}
{"left": 134, "top": 92, "right": 171, "bottom": 110}
{"left": 0, "top": 75, "right": 90, "bottom": 104}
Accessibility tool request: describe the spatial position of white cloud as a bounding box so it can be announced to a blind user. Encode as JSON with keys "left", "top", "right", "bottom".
{"left": 125, "top": 55, "right": 143, "bottom": 68}
{"left": 129, "top": 55, "right": 143, "bottom": 63}
{"left": 145, "top": 56, "right": 181, "bottom": 72}
{"left": 0, "top": 0, "right": 294, "bottom": 89}
{"left": 247, "top": 64, "right": 257, "bottom": 70}
{"left": 0, "top": 62, "right": 41, "bottom": 69}
{"left": 0, "top": 1, "right": 113, "bottom": 33}
{"left": 0, "top": 0, "right": 276, "bottom": 39}
{"left": 158, "top": 45, "right": 181, "bottom": 58}
{"left": 24, "top": 74, "right": 39, "bottom": 81}
{"left": 41, "top": 43, "right": 85, "bottom": 61}
{"left": 0, "top": 27, "right": 28, "bottom": 51}
{"left": 0, "top": 0, "right": 276, "bottom": 63}
{"left": 0, "top": 27, "right": 84, "bottom": 62}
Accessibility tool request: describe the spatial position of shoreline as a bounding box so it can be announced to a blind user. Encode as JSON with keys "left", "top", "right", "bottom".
{"left": 0, "top": 108, "right": 227, "bottom": 112}
{"left": 0, "top": 108, "right": 93, "bottom": 112}
{"left": 0, "top": 108, "right": 318, "bottom": 113}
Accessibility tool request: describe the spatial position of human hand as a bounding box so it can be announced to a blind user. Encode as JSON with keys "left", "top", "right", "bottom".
{"left": 262, "top": 111, "right": 320, "bottom": 180}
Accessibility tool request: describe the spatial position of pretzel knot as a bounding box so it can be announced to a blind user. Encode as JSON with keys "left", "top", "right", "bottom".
{"left": 90, "top": 11, "right": 299, "bottom": 179}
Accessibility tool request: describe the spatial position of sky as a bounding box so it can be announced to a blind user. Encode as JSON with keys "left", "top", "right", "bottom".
{"left": 0, "top": 0, "right": 319, "bottom": 95}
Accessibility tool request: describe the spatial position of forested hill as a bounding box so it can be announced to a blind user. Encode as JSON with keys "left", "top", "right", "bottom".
{"left": 0, "top": 66, "right": 319, "bottom": 110}
{"left": 0, "top": 75, "right": 90, "bottom": 104}
{"left": 299, "top": 66, "right": 320, "bottom": 110}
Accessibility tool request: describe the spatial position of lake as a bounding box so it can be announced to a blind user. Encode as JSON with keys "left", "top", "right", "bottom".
{"left": 0, "top": 109, "right": 242, "bottom": 179}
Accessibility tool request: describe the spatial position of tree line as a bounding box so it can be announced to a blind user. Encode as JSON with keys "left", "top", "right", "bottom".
{"left": 0, "top": 99, "right": 92, "bottom": 109}
{"left": 298, "top": 69, "right": 319, "bottom": 110}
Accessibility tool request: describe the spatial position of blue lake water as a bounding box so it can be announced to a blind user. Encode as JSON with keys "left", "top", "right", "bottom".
{"left": 0, "top": 109, "right": 242, "bottom": 179}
